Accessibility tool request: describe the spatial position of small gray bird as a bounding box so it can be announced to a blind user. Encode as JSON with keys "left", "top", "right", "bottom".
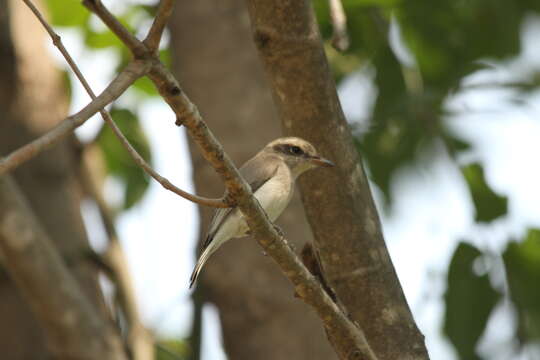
{"left": 189, "top": 137, "right": 334, "bottom": 288}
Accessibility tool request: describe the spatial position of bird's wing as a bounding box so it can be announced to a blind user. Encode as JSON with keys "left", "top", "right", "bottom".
{"left": 200, "top": 154, "right": 280, "bottom": 250}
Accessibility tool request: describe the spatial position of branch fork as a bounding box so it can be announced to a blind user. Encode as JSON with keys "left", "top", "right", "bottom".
{"left": 3, "top": 0, "right": 378, "bottom": 359}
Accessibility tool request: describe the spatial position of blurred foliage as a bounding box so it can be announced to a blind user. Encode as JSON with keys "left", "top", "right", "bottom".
{"left": 315, "top": 0, "right": 540, "bottom": 358}
{"left": 503, "top": 229, "right": 540, "bottom": 343}
{"left": 97, "top": 107, "right": 152, "bottom": 210}
{"left": 155, "top": 339, "right": 190, "bottom": 360}
{"left": 461, "top": 163, "right": 508, "bottom": 223}
{"left": 117, "top": 48, "right": 172, "bottom": 97}
{"left": 45, "top": 0, "right": 159, "bottom": 209}
{"left": 47, "top": 0, "right": 90, "bottom": 26}
{"left": 315, "top": 0, "right": 540, "bottom": 201}
{"left": 444, "top": 242, "right": 500, "bottom": 360}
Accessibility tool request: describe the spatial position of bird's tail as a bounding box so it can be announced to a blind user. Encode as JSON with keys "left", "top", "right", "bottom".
{"left": 189, "top": 243, "right": 216, "bottom": 288}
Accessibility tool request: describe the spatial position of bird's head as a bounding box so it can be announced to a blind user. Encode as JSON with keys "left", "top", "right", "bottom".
{"left": 265, "top": 137, "right": 334, "bottom": 178}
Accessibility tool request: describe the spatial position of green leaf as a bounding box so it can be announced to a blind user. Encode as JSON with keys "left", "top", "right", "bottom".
{"left": 84, "top": 28, "right": 124, "bottom": 49}
{"left": 461, "top": 163, "right": 508, "bottom": 223}
{"left": 356, "top": 42, "right": 443, "bottom": 203}
{"left": 155, "top": 339, "right": 189, "bottom": 360}
{"left": 45, "top": 0, "right": 90, "bottom": 27}
{"left": 159, "top": 48, "right": 172, "bottom": 68}
{"left": 441, "top": 131, "right": 471, "bottom": 157}
{"left": 97, "top": 107, "right": 152, "bottom": 210}
{"left": 133, "top": 76, "right": 158, "bottom": 97}
{"left": 397, "top": 0, "right": 523, "bottom": 88}
{"left": 503, "top": 229, "right": 540, "bottom": 343}
{"left": 61, "top": 70, "right": 72, "bottom": 101}
{"left": 124, "top": 171, "right": 150, "bottom": 210}
{"left": 131, "top": 49, "right": 170, "bottom": 96}
{"left": 444, "top": 242, "right": 501, "bottom": 360}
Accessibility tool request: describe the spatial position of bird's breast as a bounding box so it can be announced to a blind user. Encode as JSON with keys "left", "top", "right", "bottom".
{"left": 254, "top": 174, "right": 294, "bottom": 222}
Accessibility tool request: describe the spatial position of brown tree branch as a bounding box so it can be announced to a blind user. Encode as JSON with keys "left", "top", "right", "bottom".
{"left": 0, "top": 60, "right": 149, "bottom": 175}
{"left": 105, "top": 118, "right": 230, "bottom": 208}
{"left": 0, "top": 175, "right": 127, "bottom": 359}
{"left": 18, "top": 0, "right": 228, "bottom": 209}
{"left": 328, "top": 0, "right": 349, "bottom": 51}
{"left": 84, "top": 2, "right": 377, "bottom": 358}
{"left": 143, "top": 0, "right": 175, "bottom": 51}
{"left": 148, "top": 66, "right": 378, "bottom": 360}
{"left": 245, "top": 1, "right": 430, "bottom": 359}
{"left": 105, "top": 241, "right": 154, "bottom": 360}
{"left": 78, "top": 158, "right": 154, "bottom": 360}
{"left": 82, "top": 0, "right": 147, "bottom": 58}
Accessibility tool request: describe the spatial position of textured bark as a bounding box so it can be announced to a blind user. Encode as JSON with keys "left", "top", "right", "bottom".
{"left": 0, "top": 0, "right": 118, "bottom": 357}
{"left": 170, "top": 2, "right": 337, "bottom": 359}
{"left": 0, "top": 176, "right": 128, "bottom": 359}
{"left": 245, "top": 1, "right": 430, "bottom": 359}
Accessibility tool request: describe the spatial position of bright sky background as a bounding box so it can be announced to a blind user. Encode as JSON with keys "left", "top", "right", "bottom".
{"left": 48, "top": 13, "right": 540, "bottom": 360}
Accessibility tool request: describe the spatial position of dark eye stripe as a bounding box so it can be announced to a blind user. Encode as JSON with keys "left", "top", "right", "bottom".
{"left": 272, "top": 144, "right": 305, "bottom": 156}
{"left": 290, "top": 146, "right": 303, "bottom": 155}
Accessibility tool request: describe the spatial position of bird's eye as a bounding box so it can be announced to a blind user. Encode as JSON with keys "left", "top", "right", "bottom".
{"left": 289, "top": 145, "right": 303, "bottom": 155}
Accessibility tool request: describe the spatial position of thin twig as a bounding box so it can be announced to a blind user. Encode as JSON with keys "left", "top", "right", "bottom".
{"left": 328, "top": 0, "right": 349, "bottom": 51}
{"left": 82, "top": 0, "right": 147, "bottom": 58}
{"left": 85, "top": 2, "right": 375, "bottom": 358}
{"left": 106, "top": 118, "right": 229, "bottom": 207}
{"left": 22, "top": 0, "right": 229, "bottom": 209}
{"left": 148, "top": 63, "right": 377, "bottom": 360}
{"left": 0, "top": 60, "right": 149, "bottom": 175}
{"left": 77, "top": 157, "right": 155, "bottom": 360}
{"left": 143, "top": 0, "right": 175, "bottom": 51}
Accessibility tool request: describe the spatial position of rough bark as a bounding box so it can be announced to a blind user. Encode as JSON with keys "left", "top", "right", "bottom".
{"left": 0, "top": 0, "right": 120, "bottom": 357}
{"left": 245, "top": 1, "right": 430, "bottom": 359}
{"left": 170, "top": 2, "right": 337, "bottom": 359}
{"left": 0, "top": 176, "right": 128, "bottom": 359}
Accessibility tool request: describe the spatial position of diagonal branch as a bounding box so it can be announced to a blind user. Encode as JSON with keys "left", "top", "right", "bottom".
{"left": 143, "top": 0, "right": 176, "bottom": 51}
{"left": 328, "top": 0, "right": 349, "bottom": 51}
{"left": 245, "top": 1, "right": 429, "bottom": 359}
{"left": 85, "top": 2, "right": 376, "bottom": 358}
{"left": 0, "top": 176, "right": 127, "bottom": 359}
{"left": 148, "top": 62, "right": 378, "bottom": 360}
{"left": 19, "top": 0, "right": 228, "bottom": 209}
{"left": 78, "top": 159, "right": 154, "bottom": 360}
{"left": 0, "top": 60, "right": 149, "bottom": 175}
{"left": 83, "top": 0, "right": 147, "bottom": 58}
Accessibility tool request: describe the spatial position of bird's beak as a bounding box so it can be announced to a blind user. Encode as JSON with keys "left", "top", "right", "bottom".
{"left": 310, "top": 156, "right": 335, "bottom": 167}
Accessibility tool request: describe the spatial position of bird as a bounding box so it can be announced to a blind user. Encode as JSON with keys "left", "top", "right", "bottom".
{"left": 189, "top": 137, "right": 334, "bottom": 288}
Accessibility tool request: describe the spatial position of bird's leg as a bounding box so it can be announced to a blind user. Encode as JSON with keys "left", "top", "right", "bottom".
{"left": 261, "top": 224, "right": 284, "bottom": 256}
{"left": 273, "top": 224, "right": 284, "bottom": 237}
{"left": 288, "top": 241, "right": 296, "bottom": 252}
{"left": 272, "top": 224, "right": 297, "bottom": 252}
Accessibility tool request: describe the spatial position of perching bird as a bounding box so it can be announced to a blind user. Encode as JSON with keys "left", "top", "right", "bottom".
{"left": 189, "top": 137, "right": 334, "bottom": 288}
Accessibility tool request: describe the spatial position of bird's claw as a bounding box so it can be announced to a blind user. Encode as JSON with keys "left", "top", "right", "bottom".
{"left": 271, "top": 225, "right": 297, "bottom": 251}
{"left": 288, "top": 241, "right": 296, "bottom": 252}
{"left": 273, "top": 224, "right": 284, "bottom": 238}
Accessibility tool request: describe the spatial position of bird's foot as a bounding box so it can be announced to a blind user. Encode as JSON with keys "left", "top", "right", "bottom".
{"left": 272, "top": 225, "right": 296, "bottom": 251}
{"left": 273, "top": 224, "right": 284, "bottom": 238}
{"left": 288, "top": 241, "right": 296, "bottom": 252}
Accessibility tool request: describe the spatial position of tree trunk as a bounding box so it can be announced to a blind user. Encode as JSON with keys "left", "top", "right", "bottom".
{"left": 245, "top": 1, "right": 430, "bottom": 359}
{"left": 0, "top": 1, "right": 115, "bottom": 357}
{"left": 169, "top": 1, "right": 337, "bottom": 359}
